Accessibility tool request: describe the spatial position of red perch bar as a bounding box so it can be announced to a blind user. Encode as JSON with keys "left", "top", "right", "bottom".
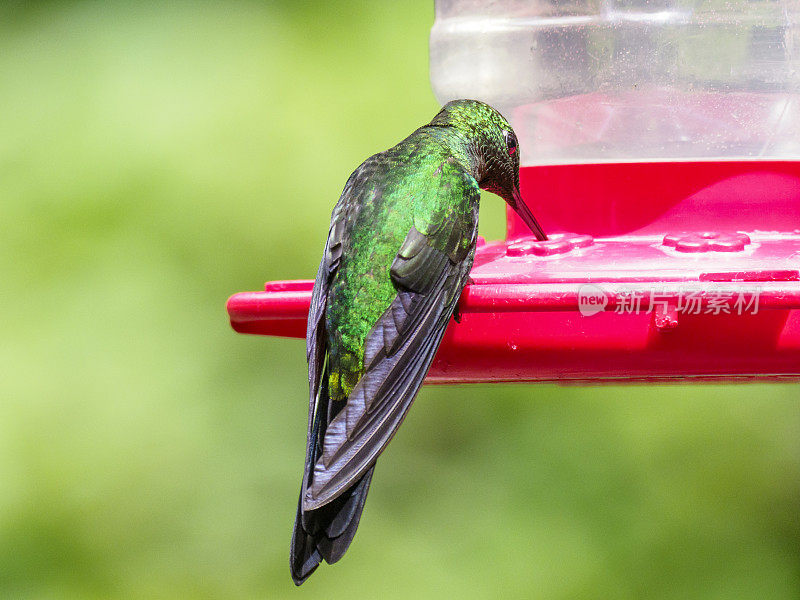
{"left": 228, "top": 161, "right": 800, "bottom": 383}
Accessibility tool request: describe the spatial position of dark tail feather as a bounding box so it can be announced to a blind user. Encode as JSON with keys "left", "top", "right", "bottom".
{"left": 290, "top": 464, "right": 376, "bottom": 585}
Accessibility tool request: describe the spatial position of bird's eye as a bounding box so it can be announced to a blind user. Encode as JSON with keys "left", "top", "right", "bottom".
{"left": 502, "top": 130, "right": 518, "bottom": 156}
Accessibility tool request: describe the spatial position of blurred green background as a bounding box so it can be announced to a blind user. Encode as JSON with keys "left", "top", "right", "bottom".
{"left": 1, "top": 2, "right": 798, "bottom": 598}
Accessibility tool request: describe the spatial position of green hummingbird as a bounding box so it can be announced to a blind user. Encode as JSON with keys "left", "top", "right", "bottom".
{"left": 290, "top": 99, "right": 546, "bottom": 584}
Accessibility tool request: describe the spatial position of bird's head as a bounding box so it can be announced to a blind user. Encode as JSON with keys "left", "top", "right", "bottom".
{"left": 429, "top": 99, "right": 547, "bottom": 241}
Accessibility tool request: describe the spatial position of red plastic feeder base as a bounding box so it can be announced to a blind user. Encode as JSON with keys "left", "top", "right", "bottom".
{"left": 227, "top": 161, "right": 800, "bottom": 383}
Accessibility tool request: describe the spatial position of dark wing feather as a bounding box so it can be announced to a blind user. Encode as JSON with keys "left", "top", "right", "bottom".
{"left": 305, "top": 217, "right": 478, "bottom": 509}
{"left": 291, "top": 195, "right": 359, "bottom": 585}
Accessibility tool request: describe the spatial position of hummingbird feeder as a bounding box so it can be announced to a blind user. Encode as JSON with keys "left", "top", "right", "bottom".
{"left": 227, "top": 1, "right": 800, "bottom": 383}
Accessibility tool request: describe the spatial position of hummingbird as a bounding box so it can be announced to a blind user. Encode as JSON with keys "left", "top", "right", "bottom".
{"left": 290, "top": 99, "right": 546, "bottom": 584}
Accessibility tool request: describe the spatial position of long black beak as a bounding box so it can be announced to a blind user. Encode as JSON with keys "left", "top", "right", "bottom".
{"left": 511, "top": 187, "right": 547, "bottom": 241}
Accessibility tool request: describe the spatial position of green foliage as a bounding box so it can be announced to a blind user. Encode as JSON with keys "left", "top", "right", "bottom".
{"left": 0, "top": 2, "right": 797, "bottom": 598}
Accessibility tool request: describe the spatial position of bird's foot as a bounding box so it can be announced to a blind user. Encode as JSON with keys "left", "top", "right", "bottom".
{"left": 453, "top": 278, "right": 475, "bottom": 324}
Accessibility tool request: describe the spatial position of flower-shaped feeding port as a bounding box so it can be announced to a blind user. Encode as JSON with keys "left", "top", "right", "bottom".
{"left": 662, "top": 232, "right": 751, "bottom": 253}
{"left": 506, "top": 233, "right": 594, "bottom": 257}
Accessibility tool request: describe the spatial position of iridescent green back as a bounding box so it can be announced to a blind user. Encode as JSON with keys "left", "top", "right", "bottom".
{"left": 324, "top": 131, "right": 480, "bottom": 401}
